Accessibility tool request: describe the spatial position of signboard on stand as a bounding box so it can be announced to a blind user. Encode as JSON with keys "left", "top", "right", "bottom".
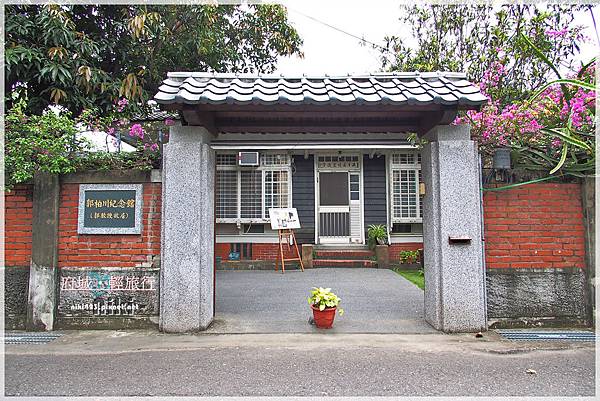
{"left": 268, "top": 208, "right": 303, "bottom": 273}
{"left": 269, "top": 208, "right": 301, "bottom": 230}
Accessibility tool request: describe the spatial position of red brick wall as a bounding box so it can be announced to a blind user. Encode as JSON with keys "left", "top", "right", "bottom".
{"left": 58, "top": 183, "right": 162, "bottom": 268}
{"left": 483, "top": 183, "right": 585, "bottom": 269}
{"left": 215, "top": 243, "right": 230, "bottom": 260}
{"left": 5, "top": 184, "right": 34, "bottom": 267}
{"left": 217, "top": 243, "right": 297, "bottom": 261}
{"left": 389, "top": 242, "right": 423, "bottom": 261}
{"left": 252, "top": 243, "right": 297, "bottom": 260}
{"left": 7, "top": 180, "right": 586, "bottom": 271}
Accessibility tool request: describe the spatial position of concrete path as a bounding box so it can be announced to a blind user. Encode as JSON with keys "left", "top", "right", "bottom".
{"left": 211, "top": 268, "right": 435, "bottom": 334}
{"left": 5, "top": 331, "right": 595, "bottom": 397}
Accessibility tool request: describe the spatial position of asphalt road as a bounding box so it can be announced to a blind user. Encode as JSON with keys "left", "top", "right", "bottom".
{"left": 5, "top": 332, "right": 595, "bottom": 397}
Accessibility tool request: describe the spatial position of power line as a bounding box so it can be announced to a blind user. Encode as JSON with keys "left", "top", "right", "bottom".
{"left": 285, "top": 5, "right": 395, "bottom": 56}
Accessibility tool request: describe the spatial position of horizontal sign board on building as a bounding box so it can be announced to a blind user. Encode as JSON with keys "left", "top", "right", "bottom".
{"left": 317, "top": 161, "right": 360, "bottom": 169}
{"left": 78, "top": 184, "right": 143, "bottom": 234}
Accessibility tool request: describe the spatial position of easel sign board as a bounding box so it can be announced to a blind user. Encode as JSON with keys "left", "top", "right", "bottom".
{"left": 269, "top": 208, "right": 301, "bottom": 230}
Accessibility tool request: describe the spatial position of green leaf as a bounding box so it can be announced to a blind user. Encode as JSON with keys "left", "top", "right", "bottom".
{"left": 530, "top": 78, "right": 598, "bottom": 101}
{"left": 519, "top": 33, "right": 562, "bottom": 80}
{"left": 577, "top": 57, "right": 597, "bottom": 79}
{"left": 541, "top": 128, "right": 592, "bottom": 151}
{"left": 550, "top": 144, "right": 569, "bottom": 175}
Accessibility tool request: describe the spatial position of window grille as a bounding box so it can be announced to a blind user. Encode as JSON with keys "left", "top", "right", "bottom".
{"left": 216, "top": 170, "right": 238, "bottom": 219}
{"left": 264, "top": 170, "right": 289, "bottom": 215}
{"left": 215, "top": 152, "right": 291, "bottom": 222}
{"left": 392, "top": 153, "right": 416, "bottom": 165}
{"left": 390, "top": 152, "right": 422, "bottom": 223}
{"left": 217, "top": 154, "right": 237, "bottom": 166}
{"left": 261, "top": 154, "right": 290, "bottom": 166}
{"left": 240, "top": 170, "right": 262, "bottom": 219}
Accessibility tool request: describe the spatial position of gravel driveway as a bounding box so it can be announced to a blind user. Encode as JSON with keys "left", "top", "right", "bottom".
{"left": 210, "top": 267, "right": 435, "bottom": 333}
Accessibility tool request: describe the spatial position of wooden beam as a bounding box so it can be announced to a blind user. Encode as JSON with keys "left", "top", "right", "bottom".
{"left": 215, "top": 117, "right": 421, "bottom": 127}
{"left": 416, "top": 109, "right": 458, "bottom": 136}
{"left": 214, "top": 124, "right": 419, "bottom": 133}
{"left": 191, "top": 103, "right": 448, "bottom": 114}
{"left": 181, "top": 109, "right": 218, "bottom": 135}
{"left": 215, "top": 110, "right": 426, "bottom": 120}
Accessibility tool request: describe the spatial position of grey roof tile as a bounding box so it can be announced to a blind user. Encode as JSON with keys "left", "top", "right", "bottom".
{"left": 154, "top": 72, "right": 486, "bottom": 108}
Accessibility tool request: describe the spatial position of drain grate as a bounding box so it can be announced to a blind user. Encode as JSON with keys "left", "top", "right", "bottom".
{"left": 4, "top": 332, "right": 63, "bottom": 345}
{"left": 497, "top": 330, "right": 595, "bottom": 342}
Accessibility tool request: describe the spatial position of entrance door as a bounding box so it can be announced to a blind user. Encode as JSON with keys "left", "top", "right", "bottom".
{"left": 316, "top": 156, "right": 363, "bottom": 244}
{"left": 318, "top": 172, "right": 350, "bottom": 243}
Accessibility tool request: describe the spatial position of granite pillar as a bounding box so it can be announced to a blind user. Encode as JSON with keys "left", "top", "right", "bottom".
{"left": 581, "top": 176, "right": 595, "bottom": 325}
{"left": 421, "top": 124, "right": 487, "bottom": 332}
{"left": 160, "top": 126, "right": 215, "bottom": 332}
{"left": 301, "top": 244, "right": 314, "bottom": 268}
{"left": 26, "top": 172, "right": 60, "bottom": 331}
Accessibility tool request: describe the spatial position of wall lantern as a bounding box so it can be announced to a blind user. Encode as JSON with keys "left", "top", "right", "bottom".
{"left": 493, "top": 147, "right": 511, "bottom": 169}
{"left": 492, "top": 147, "right": 511, "bottom": 183}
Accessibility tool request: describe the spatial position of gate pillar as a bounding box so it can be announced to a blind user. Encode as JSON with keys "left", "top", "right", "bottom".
{"left": 421, "top": 124, "right": 487, "bottom": 332}
{"left": 160, "top": 125, "right": 215, "bottom": 332}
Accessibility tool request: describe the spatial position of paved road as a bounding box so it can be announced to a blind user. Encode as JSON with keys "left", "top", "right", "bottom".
{"left": 212, "top": 268, "right": 434, "bottom": 333}
{"left": 5, "top": 331, "right": 595, "bottom": 397}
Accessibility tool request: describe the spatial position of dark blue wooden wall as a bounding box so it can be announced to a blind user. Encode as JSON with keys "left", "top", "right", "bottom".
{"left": 292, "top": 155, "right": 315, "bottom": 244}
{"left": 363, "top": 154, "right": 388, "bottom": 237}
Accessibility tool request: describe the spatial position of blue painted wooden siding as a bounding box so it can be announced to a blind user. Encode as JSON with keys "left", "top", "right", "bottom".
{"left": 292, "top": 155, "right": 315, "bottom": 244}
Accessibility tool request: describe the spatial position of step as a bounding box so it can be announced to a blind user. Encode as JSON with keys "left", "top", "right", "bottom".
{"left": 313, "top": 259, "right": 378, "bottom": 268}
{"left": 314, "top": 245, "right": 370, "bottom": 251}
{"left": 314, "top": 249, "right": 374, "bottom": 260}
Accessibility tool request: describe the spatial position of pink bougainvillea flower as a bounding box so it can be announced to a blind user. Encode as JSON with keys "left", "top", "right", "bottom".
{"left": 117, "top": 98, "right": 129, "bottom": 112}
{"left": 164, "top": 118, "right": 175, "bottom": 126}
{"left": 129, "top": 123, "right": 144, "bottom": 139}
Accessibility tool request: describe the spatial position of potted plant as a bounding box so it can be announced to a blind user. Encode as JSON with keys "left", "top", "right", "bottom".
{"left": 308, "top": 287, "right": 344, "bottom": 329}
{"left": 367, "top": 224, "right": 388, "bottom": 250}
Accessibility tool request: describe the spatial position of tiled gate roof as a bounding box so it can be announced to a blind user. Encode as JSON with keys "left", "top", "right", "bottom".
{"left": 154, "top": 72, "right": 487, "bottom": 107}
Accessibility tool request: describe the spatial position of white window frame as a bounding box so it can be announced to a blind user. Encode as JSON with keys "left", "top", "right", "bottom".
{"left": 389, "top": 151, "right": 422, "bottom": 224}
{"left": 216, "top": 152, "right": 292, "bottom": 224}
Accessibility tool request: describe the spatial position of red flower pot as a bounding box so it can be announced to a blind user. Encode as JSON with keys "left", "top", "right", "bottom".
{"left": 311, "top": 305, "right": 337, "bottom": 329}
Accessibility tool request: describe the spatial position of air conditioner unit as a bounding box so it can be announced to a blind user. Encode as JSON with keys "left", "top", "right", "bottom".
{"left": 238, "top": 152, "right": 260, "bottom": 166}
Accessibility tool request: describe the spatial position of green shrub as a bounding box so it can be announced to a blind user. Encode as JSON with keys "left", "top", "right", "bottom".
{"left": 399, "top": 250, "right": 420, "bottom": 264}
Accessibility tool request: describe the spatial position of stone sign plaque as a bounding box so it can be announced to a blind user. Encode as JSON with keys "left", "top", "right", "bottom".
{"left": 58, "top": 267, "right": 159, "bottom": 317}
{"left": 78, "top": 184, "right": 143, "bottom": 234}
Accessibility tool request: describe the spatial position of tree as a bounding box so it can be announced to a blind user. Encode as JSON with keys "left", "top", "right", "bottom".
{"left": 456, "top": 36, "right": 596, "bottom": 177}
{"left": 5, "top": 97, "right": 164, "bottom": 190}
{"left": 5, "top": 4, "right": 303, "bottom": 115}
{"left": 380, "top": 4, "right": 588, "bottom": 105}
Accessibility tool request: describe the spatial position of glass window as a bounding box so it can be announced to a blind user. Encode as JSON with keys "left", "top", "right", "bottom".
{"left": 264, "top": 170, "right": 289, "bottom": 215}
{"left": 349, "top": 173, "right": 360, "bottom": 201}
{"left": 216, "top": 153, "right": 291, "bottom": 222}
{"left": 391, "top": 152, "right": 422, "bottom": 223}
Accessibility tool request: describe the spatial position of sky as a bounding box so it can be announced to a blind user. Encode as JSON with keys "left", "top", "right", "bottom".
{"left": 275, "top": 1, "right": 600, "bottom": 76}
